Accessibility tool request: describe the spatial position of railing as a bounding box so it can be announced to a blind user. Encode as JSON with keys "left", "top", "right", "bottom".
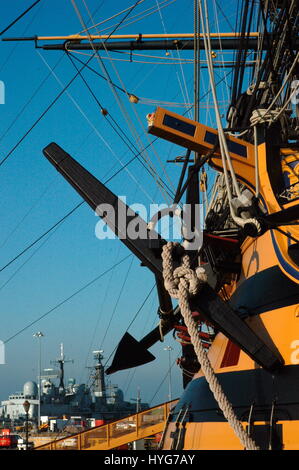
{"left": 35, "top": 399, "right": 178, "bottom": 450}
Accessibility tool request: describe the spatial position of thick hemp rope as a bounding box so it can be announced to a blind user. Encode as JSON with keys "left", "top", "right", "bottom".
{"left": 162, "top": 241, "right": 259, "bottom": 450}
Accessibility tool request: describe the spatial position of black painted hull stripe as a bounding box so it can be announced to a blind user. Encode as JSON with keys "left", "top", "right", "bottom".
{"left": 229, "top": 265, "right": 299, "bottom": 317}
{"left": 171, "top": 365, "right": 299, "bottom": 423}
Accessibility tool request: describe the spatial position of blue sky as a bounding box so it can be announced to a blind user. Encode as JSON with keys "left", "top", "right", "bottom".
{"left": 0, "top": 0, "right": 239, "bottom": 406}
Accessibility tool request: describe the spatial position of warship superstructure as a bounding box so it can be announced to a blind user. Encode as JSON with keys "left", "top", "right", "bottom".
{"left": 0, "top": 346, "right": 148, "bottom": 426}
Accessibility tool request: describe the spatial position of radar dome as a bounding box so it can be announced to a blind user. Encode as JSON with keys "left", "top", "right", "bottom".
{"left": 23, "top": 381, "right": 38, "bottom": 398}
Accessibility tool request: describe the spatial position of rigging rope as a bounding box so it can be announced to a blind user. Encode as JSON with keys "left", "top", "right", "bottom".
{"left": 161, "top": 241, "right": 259, "bottom": 450}
{"left": 0, "top": 51, "right": 96, "bottom": 168}
{"left": 0, "top": 0, "right": 41, "bottom": 36}
{"left": 0, "top": 134, "right": 163, "bottom": 279}
{"left": 79, "top": 243, "right": 122, "bottom": 385}
{"left": 200, "top": 0, "right": 261, "bottom": 236}
{"left": 71, "top": 0, "right": 175, "bottom": 206}
{"left": 80, "top": 0, "right": 178, "bottom": 198}
{"left": 37, "top": 50, "right": 155, "bottom": 205}
{"left": 100, "top": 256, "right": 135, "bottom": 350}
{"left": 79, "top": 0, "right": 175, "bottom": 36}
{"left": 4, "top": 254, "right": 132, "bottom": 344}
{"left": 155, "top": 0, "right": 192, "bottom": 119}
{"left": 65, "top": 51, "right": 177, "bottom": 203}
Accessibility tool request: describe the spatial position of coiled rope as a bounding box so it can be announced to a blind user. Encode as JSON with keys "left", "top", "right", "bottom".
{"left": 162, "top": 241, "right": 259, "bottom": 450}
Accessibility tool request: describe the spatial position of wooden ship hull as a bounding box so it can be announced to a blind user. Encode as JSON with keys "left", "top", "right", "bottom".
{"left": 5, "top": 0, "right": 298, "bottom": 451}
{"left": 149, "top": 109, "right": 299, "bottom": 450}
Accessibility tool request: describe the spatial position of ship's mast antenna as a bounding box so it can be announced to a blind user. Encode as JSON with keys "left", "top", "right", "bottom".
{"left": 51, "top": 343, "right": 74, "bottom": 391}
{"left": 92, "top": 350, "right": 107, "bottom": 407}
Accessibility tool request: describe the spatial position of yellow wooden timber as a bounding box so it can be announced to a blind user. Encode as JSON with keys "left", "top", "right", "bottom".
{"left": 148, "top": 107, "right": 255, "bottom": 187}
{"left": 31, "top": 32, "right": 260, "bottom": 41}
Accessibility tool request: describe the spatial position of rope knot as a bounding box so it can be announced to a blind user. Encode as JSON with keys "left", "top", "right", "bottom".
{"left": 160, "top": 242, "right": 259, "bottom": 450}
{"left": 162, "top": 242, "right": 206, "bottom": 299}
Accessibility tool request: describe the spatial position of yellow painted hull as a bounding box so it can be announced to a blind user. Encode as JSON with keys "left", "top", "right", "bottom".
{"left": 163, "top": 421, "right": 299, "bottom": 450}
{"left": 162, "top": 139, "right": 299, "bottom": 450}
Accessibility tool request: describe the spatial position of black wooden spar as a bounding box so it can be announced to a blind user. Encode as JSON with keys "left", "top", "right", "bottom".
{"left": 43, "top": 143, "right": 168, "bottom": 277}
{"left": 41, "top": 38, "right": 264, "bottom": 51}
{"left": 43, "top": 142, "right": 284, "bottom": 373}
{"left": 4, "top": 36, "right": 297, "bottom": 52}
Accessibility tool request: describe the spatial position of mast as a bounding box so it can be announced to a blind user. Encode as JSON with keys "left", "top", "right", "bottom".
{"left": 92, "top": 350, "right": 107, "bottom": 409}
{"left": 51, "top": 343, "right": 74, "bottom": 392}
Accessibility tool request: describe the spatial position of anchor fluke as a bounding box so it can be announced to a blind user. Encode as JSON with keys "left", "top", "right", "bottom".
{"left": 106, "top": 332, "right": 156, "bottom": 375}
